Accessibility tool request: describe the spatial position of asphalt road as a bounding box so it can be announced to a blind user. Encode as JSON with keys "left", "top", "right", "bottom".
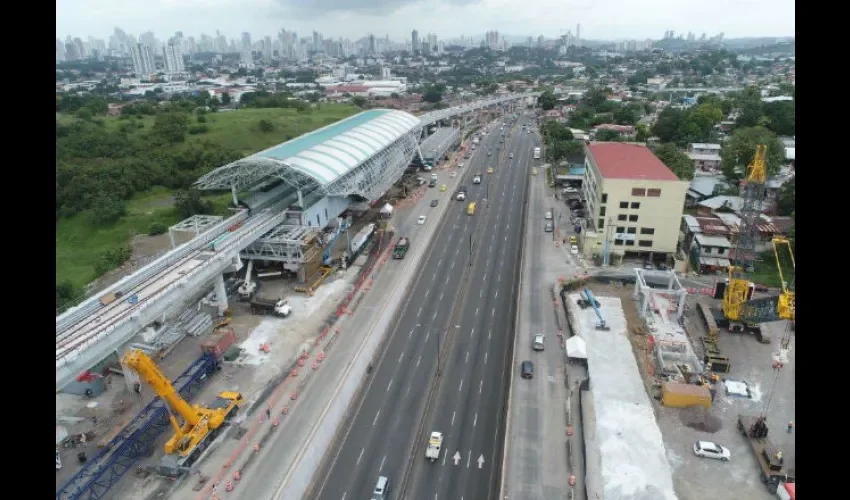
{"left": 310, "top": 119, "right": 516, "bottom": 500}
{"left": 405, "top": 118, "right": 534, "bottom": 500}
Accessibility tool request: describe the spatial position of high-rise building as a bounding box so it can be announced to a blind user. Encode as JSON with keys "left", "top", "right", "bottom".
{"left": 241, "top": 32, "right": 252, "bottom": 51}
{"left": 56, "top": 38, "right": 66, "bottom": 62}
{"left": 163, "top": 40, "right": 185, "bottom": 73}
{"left": 369, "top": 34, "right": 376, "bottom": 54}
{"left": 427, "top": 33, "right": 438, "bottom": 53}
{"left": 130, "top": 43, "right": 155, "bottom": 75}
{"left": 411, "top": 30, "right": 420, "bottom": 54}
{"left": 576, "top": 24, "right": 581, "bottom": 46}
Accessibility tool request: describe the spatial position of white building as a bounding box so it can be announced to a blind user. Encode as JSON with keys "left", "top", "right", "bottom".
{"left": 163, "top": 41, "right": 185, "bottom": 74}
{"left": 686, "top": 143, "right": 722, "bottom": 171}
{"left": 130, "top": 43, "right": 155, "bottom": 76}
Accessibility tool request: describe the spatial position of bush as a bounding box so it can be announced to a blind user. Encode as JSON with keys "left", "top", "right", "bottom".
{"left": 94, "top": 246, "right": 133, "bottom": 275}
{"left": 148, "top": 222, "right": 168, "bottom": 235}
{"left": 188, "top": 125, "right": 209, "bottom": 135}
{"left": 258, "top": 119, "right": 275, "bottom": 132}
{"left": 197, "top": 115, "right": 207, "bottom": 123}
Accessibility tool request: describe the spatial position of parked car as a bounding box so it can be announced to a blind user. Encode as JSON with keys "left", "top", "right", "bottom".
{"left": 693, "top": 441, "right": 731, "bottom": 461}
{"left": 417, "top": 215, "right": 427, "bottom": 225}
{"left": 430, "top": 199, "right": 439, "bottom": 207}
{"left": 570, "top": 245, "right": 579, "bottom": 255}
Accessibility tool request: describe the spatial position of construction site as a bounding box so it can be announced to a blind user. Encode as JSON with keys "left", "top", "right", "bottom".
{"left": 559, "top": 146, "right": 795, "bottom": 500}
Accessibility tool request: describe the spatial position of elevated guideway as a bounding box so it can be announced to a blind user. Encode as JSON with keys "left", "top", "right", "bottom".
{"left": 55, "top": 94, "right": 538, "bottom": 392}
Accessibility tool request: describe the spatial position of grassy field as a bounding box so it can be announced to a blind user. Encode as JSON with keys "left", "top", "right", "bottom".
{"left": 56, "top": 105, "right": 360, "bottom": 291}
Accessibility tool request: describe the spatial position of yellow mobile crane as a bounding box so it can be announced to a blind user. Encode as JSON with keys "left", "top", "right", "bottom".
{"left": 720, "top": 145, "right": 795, "bottom": 332}
{"left": 121, "top": 349, "right": 244, "bottom": 476}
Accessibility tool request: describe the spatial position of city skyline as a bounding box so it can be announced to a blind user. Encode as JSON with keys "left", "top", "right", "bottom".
{"left": 57, "top": 0, "right": 794, "bottom": 43}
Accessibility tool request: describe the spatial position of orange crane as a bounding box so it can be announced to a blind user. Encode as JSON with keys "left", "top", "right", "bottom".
{"left": 121, "top": 349, "right": 243, "bottom": 476}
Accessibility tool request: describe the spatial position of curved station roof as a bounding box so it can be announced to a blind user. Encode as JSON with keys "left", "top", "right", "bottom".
{"left": 195, "top": 109, "right": 422, "bottom": 192}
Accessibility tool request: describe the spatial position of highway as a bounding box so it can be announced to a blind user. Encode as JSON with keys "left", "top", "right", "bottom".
{"left": 310, "top": 119, "right": 522, "bottom": 500}
{"left": 404, "top": 120, "right": 533, "bottom": 500}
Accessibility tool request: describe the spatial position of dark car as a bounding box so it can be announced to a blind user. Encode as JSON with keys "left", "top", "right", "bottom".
{"left": 430, "top": 199, "right": 439, "bottom": 207}
{"left": 428, "top": 179, "right": 437, "bottom": 188}
{"left": 521, "top": 360, "right": 534, "bottom": 379}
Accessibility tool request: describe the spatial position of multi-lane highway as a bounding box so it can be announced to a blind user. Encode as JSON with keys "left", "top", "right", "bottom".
{"left": 310, "top": 119, "right": 531, "bottom": 500}
{"left": 404, "top": 120, "right": 533, "bottom": 500}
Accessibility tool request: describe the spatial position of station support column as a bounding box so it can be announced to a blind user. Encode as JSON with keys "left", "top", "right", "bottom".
{"left": 214, "top": 273, "right": 229, "bottom": 316}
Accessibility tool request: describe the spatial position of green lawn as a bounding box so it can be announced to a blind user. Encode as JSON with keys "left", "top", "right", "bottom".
{"left": 56, "top": 105, "right": 361, "bottom": 291}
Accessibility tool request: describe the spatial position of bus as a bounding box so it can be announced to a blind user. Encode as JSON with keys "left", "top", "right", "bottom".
{"left": 533, "top": 147, "right": 541, "bottom": 159}
{"left": 467, "top": 202, "right": 477, "bottom": 215}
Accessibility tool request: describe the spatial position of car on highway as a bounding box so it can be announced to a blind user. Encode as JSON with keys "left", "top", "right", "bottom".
{"left": 570, "top": 245, "right": 579, "bottom": 255}
{"left": 521, "top": 360, "right": 534, "bottom": 379}
{"left": 487, "top": 150, "right": 492, "bottom": 156}
{"left": 372, "top": 476, "right": 390, "bottom": 499}
{"left": 533, "top": 334, "right": 545, "bottom": 351}
{"left": 450, "top": 171, "right": 457, "bottom": 178}
{"left": 569, "top": 235, "right": 577, "bottom": 245}
{"left": 440, "top": 184, "right": 447, "bottom": 192}
{"left": 693, "top": 441, "right": 731, "bottom": 461}
{"left": 544, "top": 222, "right": 554, "bottom": 232}
{"left": 487, "top": 167, "right": 494, "bottom": 174}
{"left": 431, "top": 173, "right": 438, "bottom": 179}
{"left": 428, "top": 179, "right": 437, "bottom": 188}
{"left": 430, "top": 199, "right": 439, "bottom": 207}
{"left": 417, "top": 215, "right": 427, "bottom": 225}
{"left": 457, "top": 162, "right": 464, "bottom": 168}
{"left": 545, "top": 211, "right": 553, "bottom": 220}
{"left": 509, "top": 152, "right": 514, "bottom": 158}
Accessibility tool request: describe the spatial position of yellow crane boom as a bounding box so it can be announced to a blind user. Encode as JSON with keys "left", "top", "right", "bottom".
{"left": 121, "top": 349, "right": 243, "bottom": 467}
{"left": 772, "top": 237, "right": 795, "bottom": 321}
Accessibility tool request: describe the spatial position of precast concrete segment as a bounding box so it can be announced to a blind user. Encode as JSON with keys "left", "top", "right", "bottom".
{"left": 408, "top": 123, "right": 531, "bottom": 500}
{"left": 311, "top": 121, "right": 506, "bottom": 500}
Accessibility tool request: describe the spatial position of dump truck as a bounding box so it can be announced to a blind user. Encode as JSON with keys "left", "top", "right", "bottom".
{"left": 250, "top": 297, "right": 292, "bottom": 317}
{"left": 425, "top": 431, "right": 443, "bottom": 462}
{"left": 393, "top": 237, "right": 410, "bottom": 259}
{"left": 738, "top": 415, "right": 795, "bottom": 493}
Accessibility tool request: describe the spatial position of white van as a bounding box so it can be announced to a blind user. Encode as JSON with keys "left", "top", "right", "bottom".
{"left": 545, "top": 211, "right": 553, "bottom": 220}
{"left": 372, "top": 476, "right": 390, "bottom": 500}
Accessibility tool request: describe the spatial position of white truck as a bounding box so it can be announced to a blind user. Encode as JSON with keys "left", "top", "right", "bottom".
{"left": 533, "top": 147, "right": 541, "bottom": 159}
{"left": 425, "top": 431, "right": 443, "bottom": 462}
{"left": 472, "top": 173, "right": 482, "bottom": 184}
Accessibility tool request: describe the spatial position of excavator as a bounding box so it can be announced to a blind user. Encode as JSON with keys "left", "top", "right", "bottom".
{"left": 719, "top": 145, "right": 795, "bottom": 333}
{"left": 121, "top": 349, "right": 244, "bottom": 476}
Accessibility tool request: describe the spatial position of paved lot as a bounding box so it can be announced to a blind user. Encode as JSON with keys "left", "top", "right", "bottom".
{"left": 662, "top": 301, "right": 795, "bottom": 500}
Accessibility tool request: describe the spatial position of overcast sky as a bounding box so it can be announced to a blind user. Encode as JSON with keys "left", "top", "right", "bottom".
{"left": 57, "top": 0, "right": 794, "bottom": 42}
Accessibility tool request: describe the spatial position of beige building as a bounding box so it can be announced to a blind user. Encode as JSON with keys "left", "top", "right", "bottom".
{"left": 580, "top": 142, "right": 689, "bottom": 262}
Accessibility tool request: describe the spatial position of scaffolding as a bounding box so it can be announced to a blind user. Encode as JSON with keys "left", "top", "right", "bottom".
{"left": 240, "top": 225, "right": 320, "bottom": 269}
{"left": 632, "top": 269, "right": 688, "bottom": 323}
{"left": 168, "top": 215, "right": 224, "bottom": 248}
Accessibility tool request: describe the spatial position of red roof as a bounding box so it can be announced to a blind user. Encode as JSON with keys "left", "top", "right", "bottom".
{"left": 783, "top": 483, "right": 795, "bottom": 499}
{"left": 588, "top": 142, "right": 680, "bottom": 181}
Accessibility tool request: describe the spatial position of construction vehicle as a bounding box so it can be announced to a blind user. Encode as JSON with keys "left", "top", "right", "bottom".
{"left": 121, "top": 349, "right": 244, "bottom": 476}
{"left": 425, "top": 431, "right": 443, "bottom": 462}
{"left": 250, "top": 296, "right": 292, "bottom": 317}
{"left": 393, "top": 237, "right": 410, "bottom": 259}
{"left": 578, "top": 288, "right": 610, "bottom": 331}
{"left": 719, "top": 146, "right": 796, "bottom": 334}
{"left": 237, "top": 259, "right": 257, "bottom": 301}
{"left": 737, "top": 415, "right": 795, "bottom": 493}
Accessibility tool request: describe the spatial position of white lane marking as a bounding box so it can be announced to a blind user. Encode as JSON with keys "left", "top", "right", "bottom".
{"left": 372, "top": 410, "right": 380, "bottom": 426}
{"left": 425, "top": 289, "right": 430, "bottom": 298}
{"left": 492, "top": 308, "right": 496, "bottom": 317}
{"left": 495, "top": 290, "right": 498, "bottom": 299}
{"left": 416, "top": 355, "right": 422, "bottom": 367}
{"left": 474, "top": 413, "right": 478, "bottom": 427}
{"left": 483, "top": 272, "right": 487, "bottom": 281}
{"left": 443, "top": 449, "right": 448, "bottom": 466}
{"left": 465, "top": 351, "right": 470, "bottom": 363}
{"left": 475, "top": 307, "right": 480, "bottom": 316}
{"left": 439, "top": 291, "right": 444, "bottom": 301}
{"left": 405, "top": 383, "right": 411, "bottom": 397}
{"left": 480, "top": 289, "right": 483, "bottom": 298}
{"left": 485, "top": 352, "right": 488, "bottom": 364}
{"left": 409, "top": 328, "right": 414, "bottom": 338}
{"left": 488, "top": 331, "right": 491, "bottom": 340}
{"left": 479, "top": 380, "right": 484, "bottom": 394}
{"left": 379, "top": 455, "right": 386, "bottom": 472}
{"left": 452, "top": 411, "right": 456, "bottom": 426}
{"left": 398, "top": 352, "right": 404, "bottom": 364}
{"left": 434, "top": 494, "right": 438, "bottom": 500}
{"left": 470, "top": 327, "right": 475, "bottom": 339}
{"left": 425, "top": 331, "right": 431, "bottom": 342}
{"left": 386, "top": 379, "right": 393, "bottom": 392}
{"left": 458, "top": 378, "right": 464, "bottom": 392}
{"left": 417, "top": 308, "right": 422, "bottom": 317}
{"left": 451, "top": 262, "right": 455, "bottom": 269}
{"left": 342, "top": 493, "right": 347, "bottom": 500}
{"left": 432, "top": 310, "right": 438, "bottom": 320}
{"left": 498, "top": 274, "right": 501, "bottom": 282}
{"left": 467, "top": 450, "right": 472, "bottom": 468}
{"left": 445, "top": 275, "right": 450, "bottom": 284}
{"left": 438, "top": 258, "right": 442, "bottom": 266}
{"left": 356, "top": 449, "right": 364, "bottom": 465}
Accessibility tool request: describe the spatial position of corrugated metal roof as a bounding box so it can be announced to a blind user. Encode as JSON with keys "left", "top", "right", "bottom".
{"left": 250, "top": 109, "right": 422, "bottom": 186}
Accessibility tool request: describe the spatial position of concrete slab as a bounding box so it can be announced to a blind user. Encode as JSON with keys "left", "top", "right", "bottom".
{"left": 567, "top": 294, "right": 678, "bottom": 500}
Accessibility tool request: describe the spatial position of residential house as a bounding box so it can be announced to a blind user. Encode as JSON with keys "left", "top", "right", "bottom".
{"left": 685, "top": 176, "right": 730, "bottom": 207}
{"left": 692, "top": 234, "right": 733, "bottom": 274}
{"left": 581, "top": 142, "right": 689, "bottom": 260}
{"left": 591, "top": 124, "right": 636, "bottom": 140}
{"left": 683, "top": 209, "right": 793, "bottom": 268}
{"left": 686, "top": 143, "right": 722, "bottom": 172}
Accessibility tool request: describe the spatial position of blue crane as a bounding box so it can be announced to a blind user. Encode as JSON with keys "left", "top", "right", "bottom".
{"left": 582, "top": 288, "right": 611, "bottom": 331}
{"left": 322, "top": 220, "right": 348, "bottom": 266}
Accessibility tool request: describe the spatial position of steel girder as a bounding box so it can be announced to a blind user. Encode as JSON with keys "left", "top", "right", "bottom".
{"left": 194, "top": 157, "right": 322, "bottom": 193}
{"left": 324, "top": 132, "right": 419, "bottom": 200}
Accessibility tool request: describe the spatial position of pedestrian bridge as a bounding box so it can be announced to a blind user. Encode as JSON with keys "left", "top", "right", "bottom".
{"left": 55, "top": 93, "right": 539, "bottom": 392}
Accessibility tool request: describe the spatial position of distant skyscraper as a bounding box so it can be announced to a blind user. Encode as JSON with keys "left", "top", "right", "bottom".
{"left": 163, "top": 40, "right": 185, "bottom": 73}
{"left": 130, "top": 43, "right": 155, "bottom": 75}
{"left": 56, "top": 38, "right": 66, "bottom": 62}
{"left": 241, "top": 32, "right": 252, "bottom": 51}
{"left": 411, "top": 30, "right": 420, "bottom": 54}
{"left": 576, "top": 23, "right": 581, "bottom": 46}
{"left": 427, "top": 33, "right": 438, "bottom": 53}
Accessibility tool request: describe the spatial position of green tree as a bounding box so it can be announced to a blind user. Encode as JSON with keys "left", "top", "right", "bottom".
{"left": 538, "top": 90, "right": 557, "bottom": 110}
{"left": 88, "top": 193, "right": 127, "bottom": 225}
{"left": 613, "top": 104, "right": 640, "bottom": 126}
{"left": 595, "top": 129, "right": 621, "bottom": 141}
{"left": 720, "top": 126, "right": 786, "bottom": 181}
{"left": 775, "top": 178, "right": 795, "bottom": 216}
{"left": 734, "top": 86, "right": 765, "bottom": 128}
{"left": 174, "top": 189, "right": 213, "bottom": 218}
{"left": 635, "top": 124, "right": 650, "bottom": 142}
{"left": 762, "top": 101, "right": 795, "bottom": 136}
{"left": 422, "top": 87, "right": 443, "bottom": 103}
{"left": 652, "top": 107, "right": 687, "bottom": 143}
{"left": 351, "top": 96, "right": 367, "bottom": 107}
{"left": 151, "top": 112, "right": 190, "bottom": 143}
{"left": 258, "top": 119, "right": 275, "bottom": 133}
{"left": 653, "top": 143, "right": 696, "bottom": 180}
{"left": 56, "top": 280, "right": 79, "bottom": 312}
{"left": 221, "top": 92, "right": 232, "bottom": 105}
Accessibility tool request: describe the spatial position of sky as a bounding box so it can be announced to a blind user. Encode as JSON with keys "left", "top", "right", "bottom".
{"left": 57, "top": 0, "right": 795, "bottom": 42}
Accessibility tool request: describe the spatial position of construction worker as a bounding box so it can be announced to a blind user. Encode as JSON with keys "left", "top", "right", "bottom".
{"left": 787, "top": 421, "right": 794, "bottom": 433}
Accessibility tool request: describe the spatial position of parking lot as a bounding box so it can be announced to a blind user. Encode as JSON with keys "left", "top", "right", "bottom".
{"left": 661, "top": 299, "right": 795, "bottom": 500}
